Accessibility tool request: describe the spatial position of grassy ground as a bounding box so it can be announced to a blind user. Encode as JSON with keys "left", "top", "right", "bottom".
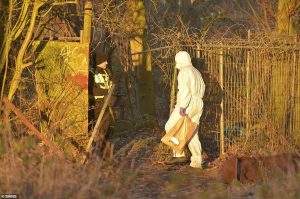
{"left": 1, "top": 120, "right": 300, "bottom": 199}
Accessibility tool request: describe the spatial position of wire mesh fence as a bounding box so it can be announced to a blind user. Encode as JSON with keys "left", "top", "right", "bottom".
{"left": 148, "top": 35, "right": 300, "bottom": 155}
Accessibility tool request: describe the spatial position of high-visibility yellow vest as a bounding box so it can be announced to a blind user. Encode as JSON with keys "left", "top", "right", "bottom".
{"left": 94, "top": 95, "right": 104, "bottom": 100}
{"left": 94, "top": 70, "right": 112, "bottom": 100}
{"left": 94, "top": 70, "right": 112, "bottom": 89}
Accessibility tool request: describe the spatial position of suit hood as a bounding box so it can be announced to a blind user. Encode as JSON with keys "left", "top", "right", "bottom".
{"left": 175, "top": 51, "right": 192, "bottom": 69}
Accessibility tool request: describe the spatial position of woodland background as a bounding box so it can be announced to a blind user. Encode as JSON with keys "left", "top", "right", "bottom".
{"left": 0, "top": 0, "right": 300, "bottom": 198}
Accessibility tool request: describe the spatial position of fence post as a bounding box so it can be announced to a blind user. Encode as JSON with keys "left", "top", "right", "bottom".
{"left": 196, "top": 43, "right": 201, "bottom": 60}
{"left": 219, "top": 47, "right": 224, "bottom": 155}
{"left": 170, "top": 62, "right": 177, "bottom": 112}
{"left": 290, "top": 34, "right": 297, "bottom": 134}
{"left": 246, "top": 30, "right": 251, "bottom": 140}
{"left": 82, "top": 1, "right": 92, "bottom": 44}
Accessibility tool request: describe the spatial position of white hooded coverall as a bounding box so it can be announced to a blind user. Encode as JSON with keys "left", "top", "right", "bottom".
{"left": 165, "top": 51, "right": 205, "bottom": 168}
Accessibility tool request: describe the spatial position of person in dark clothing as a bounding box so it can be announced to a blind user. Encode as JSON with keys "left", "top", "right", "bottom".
{"left": 88, "top": 52, "right": 115, "bottom": 130}
{"left": 92, "top": 52, "right": 113, "bottom": 118}
{"left": 88, "top": 52, "right": 116, "bottom": 159}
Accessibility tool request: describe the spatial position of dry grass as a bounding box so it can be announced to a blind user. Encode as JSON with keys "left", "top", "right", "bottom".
{"left": 0, "top": 122, "right": 136, "bottom": 199}
{"left": 1, "top": 118, "right": 300, "bottom": 199}
{"left": 0, "top": 152, "right": 136, "bottom": 199}
{"left": 224, "top": 119, "right": 300, "bottom": 156}
{"left": 201, "top": 174, "right": 300, "bottom": 199}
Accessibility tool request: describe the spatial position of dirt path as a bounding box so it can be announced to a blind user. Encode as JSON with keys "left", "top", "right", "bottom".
{"left": 128, "top": 164, "right": 219, "bottom": 198}
{"left": 110, "top": 129, "right": 227, "bottom": 199}
{"left": 109, "top": 128, "right": 300, "bottom": 199}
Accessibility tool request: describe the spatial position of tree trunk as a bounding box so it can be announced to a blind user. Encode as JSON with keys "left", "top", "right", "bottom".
{"left": 0, "top": 0, "right": 30, "bottom": 74}
{"left": 8, "top": 1, "right": 44, "bottom": 100}
{"left": 277, "top": 0, "right": 299, "bottom": 34}
{"left": 129, "top": 0, "right": 155, "bottom": 116}
{"left": 271, "top": 0, "right": 300, "bottom": 137}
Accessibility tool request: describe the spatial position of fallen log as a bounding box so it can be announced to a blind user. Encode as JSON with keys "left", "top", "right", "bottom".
{"left": 2, "top": 98, "right": 63, "bottom": 157}
{"left": 220, "top": 153, "right": 300, "bottom": 183}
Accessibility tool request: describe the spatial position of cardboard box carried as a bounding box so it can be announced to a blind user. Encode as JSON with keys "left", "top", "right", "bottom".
{"left": 161, "top": 116, "right": 197, "bottom": 153}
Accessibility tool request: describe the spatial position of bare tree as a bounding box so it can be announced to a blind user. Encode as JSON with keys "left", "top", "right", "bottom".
{"left": 277, "top": 0, "right": 300, "bottom": 34}
{"left": 0, "top": 0, "right": 78, "bottom": 100}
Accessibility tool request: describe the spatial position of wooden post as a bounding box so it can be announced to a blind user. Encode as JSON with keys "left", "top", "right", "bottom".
{"left": 289, "top": 34, "right": 297, "bottom": 134}
{"left": 246, "top": 30, "right": 251, "bottom": 140}
{"left": 80, "top": 30, "right": 83, "bottom": 43}
{"left": 82, "top": 84, "right": 116, "bottom": 163}
{"left": 196, "top": 43, "right": 201, "bottom": 60}
{"left": 124, "top": 49, "right": 134, "bottom": 119}
{"left": 219, "top": 48, "right": 224, "bottom": 155}
{"left": 82, "top": 1, "right": 92, "bottom": 44}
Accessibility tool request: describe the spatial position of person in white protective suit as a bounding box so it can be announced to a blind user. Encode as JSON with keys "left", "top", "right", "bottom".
{"left": 165, "top": 51, "right": 205, "bottom": 168}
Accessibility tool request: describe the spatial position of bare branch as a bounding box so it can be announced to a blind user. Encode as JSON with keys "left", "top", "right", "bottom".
{"left": 21, "top": 62, "right": 33, "bottom": 69}
{"left": 52, "top": 0, "right": 78, "bottom": 6}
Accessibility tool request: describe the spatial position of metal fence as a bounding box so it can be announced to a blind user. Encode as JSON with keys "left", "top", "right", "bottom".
{"left": 149, "top": 37, "right": 300, "bottom": 155}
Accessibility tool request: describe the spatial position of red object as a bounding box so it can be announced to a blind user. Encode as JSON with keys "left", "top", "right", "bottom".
{"left": 67, "top": 74, "right": 88, "bottom": 90}
{"left": 219, "top": 154, "right": 300, "bottom": 183}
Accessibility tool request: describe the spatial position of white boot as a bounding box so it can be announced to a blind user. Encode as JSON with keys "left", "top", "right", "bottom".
{"left": 173, "top": 150, "right": 186, "bottom": 158}
{"left": 190, "top": 156, "right": 202, "bottom": 168}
